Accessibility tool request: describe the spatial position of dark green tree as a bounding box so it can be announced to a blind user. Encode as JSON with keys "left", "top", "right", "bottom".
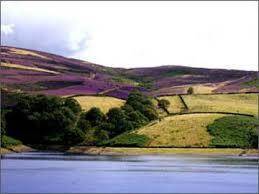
{"left": 158, "top": 99, "right": 170, "bottom": 110}
{"left": 187, "top": 87, "right": 194, "bottom": 95}
{"left": 84, "top": 107, "right": 106, "bottom": 126}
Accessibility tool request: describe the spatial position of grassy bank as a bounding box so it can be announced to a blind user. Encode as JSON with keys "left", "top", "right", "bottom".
{"left": 68, "top": 146, "right": 258, "bottom": 156}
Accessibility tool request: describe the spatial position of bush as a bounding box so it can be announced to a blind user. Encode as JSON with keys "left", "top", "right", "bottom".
{"left": 104, "top": 133, "right": 150, "bottom": 147}
{"left": 187, "top": 87, "right": 194, "bottom": 95}
{"left": 207, "top": 115, "right": 259, "bottom": 148}
{"left": 1, "top": 135, "right": 22, "bottom": 148}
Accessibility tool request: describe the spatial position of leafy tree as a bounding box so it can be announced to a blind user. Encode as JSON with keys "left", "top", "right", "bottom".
{"left": 126, "top": 110, "right": 148, "bottom": 128}
{"left": 158, "top": 99, "right": 170, "bottom": 110}
{"left": 5, "top": 94, "right": 84, "bottom": 145}
{"left": 143, "top": 107, "right": 158, "bottom": 121}
{"left": 187, "top": 87, "right": 194, "bottom": 95}
{"left": 64, "top": 98, "right": 82, "bottom": 114}
{"left": 1, "top": 109, "right": 6, "bottom": 136}
{"left": 125, "top": 90, "right": 158, "bottom": 121}
{"left": 107, "top": 108, "right": 133, "bottom": 136}
{"left": 84, "top": 107, "right": 106, "bottom": 126}
{"left": 94, "top": 129, "right": 109, "bottom": 144}
{"left": 97, "top": 122, "right": 115, "bottom": 136}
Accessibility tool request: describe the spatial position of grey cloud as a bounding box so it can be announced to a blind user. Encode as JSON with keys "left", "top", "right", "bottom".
{"left": 1, "top": 16, "right": 88, "bottom": 56}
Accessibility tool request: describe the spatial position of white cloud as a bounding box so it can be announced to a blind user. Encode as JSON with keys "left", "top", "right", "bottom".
{"left": 1, "top": 1, "right": 258, "bottom": 71}
{"left": 1, "top": 24, "right": 15, "bottom": 35}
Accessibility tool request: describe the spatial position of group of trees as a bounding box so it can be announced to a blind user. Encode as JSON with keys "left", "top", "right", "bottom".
{"left": 4, "top": 95, "right": 84, "bottom": 145}
{"left": 2, "top": 90, "right": 158, "bottom": 146}
{"left": 77, "top": 90, "right": 158, "bottom": 145}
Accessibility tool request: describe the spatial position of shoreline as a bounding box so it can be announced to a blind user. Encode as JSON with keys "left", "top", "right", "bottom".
{"left": 1, "top": 145, "right": 258, "bottom": 157}
{"left": 67, "top": 146, "right": 259, "bottom": 156}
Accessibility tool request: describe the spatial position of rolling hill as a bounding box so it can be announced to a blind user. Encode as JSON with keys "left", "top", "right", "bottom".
{"left": 1, "top": 46, "right": 258, "bottom": 99}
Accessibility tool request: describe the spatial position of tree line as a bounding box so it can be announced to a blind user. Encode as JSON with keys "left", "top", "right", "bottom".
{"left": 1, "top": 90, "right": 159, "bottom": 146}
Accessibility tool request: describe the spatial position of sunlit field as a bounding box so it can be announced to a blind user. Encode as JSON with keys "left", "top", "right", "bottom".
{"left": 182, "top": 93, "right": 258, "bottom": 116}
{"left": 74, "top": 96, "right": 125, "bottom": 113}
{"left": 136, "top": 113, "right": 225, "bottom": 147}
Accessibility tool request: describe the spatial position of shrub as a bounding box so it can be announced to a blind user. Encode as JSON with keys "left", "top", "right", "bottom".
{"left": 104, "top": 133, "right": 150, "bottom": 147}
{"left": 187, "top": 87, "right": 194, "bottom": 95}
{"left": 1, "top": 135, "right": 22, "bottom": 148}
{"left": 207, "top": 115, "right": 259, "bottom": 148}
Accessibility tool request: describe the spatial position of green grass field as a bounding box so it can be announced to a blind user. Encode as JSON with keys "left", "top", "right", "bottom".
{"left": 182, "top": 93, "right": 258, "bottom": 116}
{"left": 135, "top": 113, "right": 226, "bottom": 147}
{"left": 74, "top": 96, "right": 125, "bottom": 113}
{"left": 158, "top": 95, "right": 186, "bottom": 113}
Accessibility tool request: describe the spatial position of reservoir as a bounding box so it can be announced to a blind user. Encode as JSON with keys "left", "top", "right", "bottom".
{"left": 1, "top": 152, "right": 258, "bottom": 193}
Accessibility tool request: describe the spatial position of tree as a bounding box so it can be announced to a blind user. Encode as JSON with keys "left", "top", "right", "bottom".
{"left": 5, "top": 94, "right": 84, "bottom": 145}
{"left": 84, "top": 107, "right": 106, "bottom": 126}
{"left": 1, "top": 109, "right": 6, "bottom": 137}
{"left": 125, "top": 90, "right": 158, "bottom": 121}
{"left": 187, "top": 87, "right": 194, "bottom": 95}
{"left": 143, "top": 107, "right": 158, "bottom": 121}
{"left": 158, "top": 99, "right": 170, "bottom": 110}
{"left": 107, "top": 108, "right": 133, "bottom": 136}
{"left": 126, "top": 110, "right": 148, "bottom": 128}
{"left": 64, "top": 98, "right": 82, "bottom": 114}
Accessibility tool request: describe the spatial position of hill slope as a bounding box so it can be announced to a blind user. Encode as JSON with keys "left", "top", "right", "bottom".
{"left": 1, "top": 46, "right": 258, "bottom": 98}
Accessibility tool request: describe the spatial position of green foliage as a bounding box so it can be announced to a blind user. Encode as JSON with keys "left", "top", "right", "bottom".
{"left": 162, "top": 69, "right": 190, "bottom": 77}
{"left": 104, "top": 133, "right": 150, "bottom": 147}
{"left": 107, "top": 108, "right": 134, "bottom": 136}
{"left": 111, "top": 76, "right": 138, "bottom": 86}
{"left": 207, "top": 115, "right": 259, "bottom": 148}
{"left": 158, "top": 99, "right": 170, "bottom": 109}
{"left": 1, "top": 109, "right": 7, "bottom": 136}
{"left": 5, "top": 94, "right": 84, "bottom": 145}
{"left": 243, "top": 78, "right": 259, "bottom": 88}
{"left": 94, "top": 129, "right": 109, "bottom": 145}
{"left": 126, "top": 90, "right": 158, "bottom": 121}
{"left": 143, "top": 107, "right": 159, "bottom": 121}
{"left": 187, "top": 87, "right": 194, "bottom": 95}
{"left": 84, "top": 107, "right": 106, "bottom": 126}
{"left": 1, "top": 135, "right": 22, "bottom": 148}
{"left": 64, "top": 98, "right": 82, "bottom": 113}
{"left": 126, "top": 110, "right": 149, "bottom": 128}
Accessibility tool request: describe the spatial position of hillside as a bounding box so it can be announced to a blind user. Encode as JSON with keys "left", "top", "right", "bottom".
{"left": 106, "top": 113, "right": 259, "bottom": 148}
{"left": 1, "top": 46, "right": 258, "bottom": 99}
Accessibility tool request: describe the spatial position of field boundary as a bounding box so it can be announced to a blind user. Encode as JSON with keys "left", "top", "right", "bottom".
{"left": 155, "top": 92, "right": 259, "bottom": 98}
{"left": 178, "top": 95, "right": 189, "bottom": 110}
{"left": 167, "top": 111, "right": 254, "bottom": 117}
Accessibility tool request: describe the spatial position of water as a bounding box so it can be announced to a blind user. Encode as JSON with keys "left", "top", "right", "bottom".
{"left": 1, "top": 152, "right": 258, "bottom": 193}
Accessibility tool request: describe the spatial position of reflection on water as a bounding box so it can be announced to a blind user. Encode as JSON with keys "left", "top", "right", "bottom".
{"left": 1, "top": 152, "right": 258, "bottom": 193}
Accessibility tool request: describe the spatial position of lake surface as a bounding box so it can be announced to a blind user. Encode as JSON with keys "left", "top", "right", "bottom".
{"left": 1, "top": 152, "right": 258, "bottom": 193}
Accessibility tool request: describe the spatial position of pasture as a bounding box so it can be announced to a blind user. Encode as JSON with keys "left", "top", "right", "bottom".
{"left": 73, "top": 96, "right": 125, "bottom": 113}
{"left": 182, "top": 93, "right": 258, "bottom": 116}
{"left": 136, "top": 113, "right": 225, "bottom": 147}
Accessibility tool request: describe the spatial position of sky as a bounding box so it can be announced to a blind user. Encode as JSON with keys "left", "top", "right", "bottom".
{"left": 1, "top": 1, "right": 258, "bottom": 71}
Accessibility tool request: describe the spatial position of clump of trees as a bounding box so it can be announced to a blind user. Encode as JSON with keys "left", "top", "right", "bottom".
{"left": 5, "top": 95, "right": 84, "bottom": 145}
{"left": 2, "top": 90, "right": 158, "bottom": 146}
